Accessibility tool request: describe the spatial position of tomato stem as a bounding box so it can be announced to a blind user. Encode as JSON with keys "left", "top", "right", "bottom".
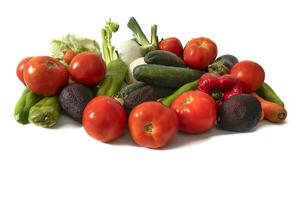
{"left": 144, "top": 123, "right": 154, "bottom": 133}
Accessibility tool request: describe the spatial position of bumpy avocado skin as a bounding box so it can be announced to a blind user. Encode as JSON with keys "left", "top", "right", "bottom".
{"left": 217, "top": 94, "right": 261, "bottom": 132}
{"left": 59, "top": 83, "right": 94, "bottom": 123}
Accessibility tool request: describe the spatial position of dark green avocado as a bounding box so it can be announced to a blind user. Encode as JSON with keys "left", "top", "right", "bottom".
{"left": 59, "top": 83, "right": 94, "bottom": 122}
{"left": 217, "top": 94, "right": 261, "bottom": 132}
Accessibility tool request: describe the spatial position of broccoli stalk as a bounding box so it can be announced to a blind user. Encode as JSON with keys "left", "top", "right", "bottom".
{"left": 101, "top": 19, "right": 119, "bottom": 65}
{"left": 127, "top": 17, "right": 158, "bottom": 54}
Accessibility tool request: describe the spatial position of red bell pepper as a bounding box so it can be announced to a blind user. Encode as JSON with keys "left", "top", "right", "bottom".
{"left": 198, "top": 73, "right": 243, "bottom": 101}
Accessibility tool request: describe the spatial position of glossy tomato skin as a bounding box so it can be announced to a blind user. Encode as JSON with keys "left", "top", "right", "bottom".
{"left": 183, "top": 37, "right": 217, "bottom": 70}
{"left": 16, "top": 57, "right": 33, "bottom": 85}
{"left": 69, "top": 52, "right": 106, "bottom": 86}
{"left": 158, "top": 37, "right": 183, "bottom": 56}
{"left": 129, "top": 101, "right": 178, "bottom": 149}
{"left": 23, "top": 56, "right": 69, "bottom": 96}
{"left": 83, "top": 96, "right": 126, "bottom": 142}
{"left": 230, "top": 60, "right": 265, "bottom": 93}
{"left": 171, "top": 90, "right": 217, "bottom": 134}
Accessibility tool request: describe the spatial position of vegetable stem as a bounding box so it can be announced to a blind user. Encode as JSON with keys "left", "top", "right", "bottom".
{"left": 101, "top": 19, "right": 119, "bottom": 65}
{"left": 151, "top": 25, "right": 158, "bottom": 48}
{"left": 127, "top": 17, "right": 150, "bottom": 46}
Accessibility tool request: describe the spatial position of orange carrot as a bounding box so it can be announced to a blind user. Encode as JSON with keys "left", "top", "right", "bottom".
{"left": 252, "top": 93, "right": 287, "bottom": 123}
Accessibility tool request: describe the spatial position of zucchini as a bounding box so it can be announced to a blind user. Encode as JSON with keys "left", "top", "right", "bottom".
{"left": 144, "top": 50, "right": 185, "bottom": 67}
{"left": 133, "top": 64, "right": 204, "bottom": 88}
{"left": 117, "top": 82, "right": 146, "bottom": 100}
{"left": 14, "top": 88, "right": 42, "bottom": 124}
{"left": 124, "top": 85, "right": 176, "bottom": 114}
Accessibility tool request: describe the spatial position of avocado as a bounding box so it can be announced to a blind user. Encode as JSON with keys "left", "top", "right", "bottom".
{"left": 59, "top": 83, "right": 94, "bottom": 122}
{"left": 217, "top": 94, "right": 261, "bottom": 132}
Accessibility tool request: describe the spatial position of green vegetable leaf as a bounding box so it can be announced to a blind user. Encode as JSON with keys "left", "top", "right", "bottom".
{"left": 50, "top": 34, "right": 101, "bottom": 62}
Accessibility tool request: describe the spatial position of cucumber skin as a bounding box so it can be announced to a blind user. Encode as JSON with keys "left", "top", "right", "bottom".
{"left": 144, "top": 50, "right": 185, "bottom": 67}
{"left": 256, "top": 82, "right": 284, "bottom": 107}
{"left": 133, "top": 64, "right": 204, "bottom": 88}
{"left": 14, "top": 88, "right": 42, "bottom": 125}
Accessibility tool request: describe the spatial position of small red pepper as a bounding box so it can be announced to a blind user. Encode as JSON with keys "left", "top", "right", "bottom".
{"left": 198, "top": 73, "right": 243, "bottom": 101}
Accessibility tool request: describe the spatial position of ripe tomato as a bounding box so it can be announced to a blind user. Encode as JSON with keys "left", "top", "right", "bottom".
{"left": 129, "top": 101, "right": 178, "bottom": 149}
{"left": 230, "top": 60, "right": 265, "bottom": 93}
{"left": 183, "top": 37, "right": 217, "bottom": 70}
{"left": 69, "top": 52, "right": 106, "bottom": 86}
{"left": 171, "top": 90, "right": 217, "bottom": 134}
{"left": 158, "top": 37, "right": 183, "bottom": 56}
{"left": 16, "top": 57, "right": 33, "bottom": 85}
{"left": 23, "top": 56, "right": 69, "bottom": 96}
{"left": 64, "top": 50, "right": 77, "bottom": 64}
{"left": 83, "top": 96, "right": 126, "bottom": 143}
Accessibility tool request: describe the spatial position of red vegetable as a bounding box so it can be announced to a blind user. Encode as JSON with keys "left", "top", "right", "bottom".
{"left": 69, "top": 52, "right": 106, "bottom": 86}
{"left": 171, "top": 90, "right": 217, "bottom": 134}
{"left": 230, "top": 60, "right": 265, "bottom": 93}
{"left": 158, "top": 37, "right": 183, "bottom": 56}
{"left": 183, "top": 37, "right": 217, "bottom": 70}
{"left": 23, "top": 56, "right": 69, "bottom": 96}
{"left": 64, "top": 50, "right": 77, "bottom": 64}
{"left": 16, "top": 57, "right": 33, "bottom": 85}
{"left": 129, "top": 101, "right": 178, "bottom": 149}
{"left": 198, "top": 73, "right": 243, "bottom": 101}
{"left": 83, "top": 96, "right": 127, "bottom": 142}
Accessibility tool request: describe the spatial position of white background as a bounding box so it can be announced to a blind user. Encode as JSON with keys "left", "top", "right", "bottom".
{"left": 0, "top": 0, "right": 299, "bottom": 199}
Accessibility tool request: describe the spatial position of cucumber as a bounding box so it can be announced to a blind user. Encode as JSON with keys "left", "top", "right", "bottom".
{"left": 133, "top": 64, "right": 204, "bottom": 88}
{"left": 14, "top": 88, "right": 42, "bottom": 124}
{"left": 256, "top": 82, "right": 284, "bottom": 107}
{"left": 144, "top": 50, "right": 185, "bottom": 67}
{"left": 117, "top": 82, "right": 146, "bottom": 100}
{"left": 124, "top": 85, "right": 176, "bottom": 114}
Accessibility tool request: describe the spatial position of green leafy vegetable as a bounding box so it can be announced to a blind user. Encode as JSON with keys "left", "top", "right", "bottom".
{"left": 51, "top": 34, "right": 100, "bottom": 62}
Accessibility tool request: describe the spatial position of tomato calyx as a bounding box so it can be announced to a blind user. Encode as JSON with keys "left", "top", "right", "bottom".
{"left": 144, "top": 123, "right": 154, "bottom": 133}
{"left": 46, "top": 61, "right": 55, "bottom": 67}
{"left": 184, "top": 96, "right": 194, "bottom": 105}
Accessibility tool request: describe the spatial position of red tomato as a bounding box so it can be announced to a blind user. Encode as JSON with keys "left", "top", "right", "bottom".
{"left": 158, "top": 37, "right": 183, "bottom": 56}
{"left": 64, "top": 50, "right": 77, "bottom": 64}
{"left": 183, "top": 37, "right": 217, "bottom": 70}
{"left": 230, "top": 60, "right": 265, "bottom": 93}
{"left": 69, "top": 52, "right": 106, "bottom": 86}
{"left": 171, "top": 90, "right": 217, "bottom": 134}
{"left": 83, "top": 96, "right": 126, "bottom": 143}
{"left": 16, "top": 57, "right": 33, "bottom": 85}
{"left": 129, "top": 101, "right": 178, "bottom": 149}
{"left": 23, "top": 56, "right": 69, "bottom": 96}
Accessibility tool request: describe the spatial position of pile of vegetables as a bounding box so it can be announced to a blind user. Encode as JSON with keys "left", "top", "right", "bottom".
{"left": 14, "top": 17, "right": 287, "bottom": 149}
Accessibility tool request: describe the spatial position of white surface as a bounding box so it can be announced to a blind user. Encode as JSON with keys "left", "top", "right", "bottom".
{"left": 0, "top": 0, "right": 299, "bottom": 199}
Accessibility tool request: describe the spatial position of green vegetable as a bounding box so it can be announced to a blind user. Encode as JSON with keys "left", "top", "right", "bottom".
{"left": 14, "top": 88, "right": 42, "bottom": 124}
{"left": 97, "top": 19, "right": 128, "bottom": 97}
{"left": 28, "top": 97, "right": 61, "bottom": 128}
{"left": 127, "top": 17, "right": 157, "bottom": 54}
{"left": 144, "top": 50, "right": 185, "bottom": 67}
{"left": 133, "top": 64, "right": 204, "bottom": 88}
{"left": 117, "top": 82, "right": 146, "bottom": 100}
{"left": 256, "top": 82, "right": 284, "bottom": 107}
{"left": 160, "top": 80, "right": 199, "bottom": 107}
{"left": 51, "top": 34, "right": 100, "bottom": 63}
